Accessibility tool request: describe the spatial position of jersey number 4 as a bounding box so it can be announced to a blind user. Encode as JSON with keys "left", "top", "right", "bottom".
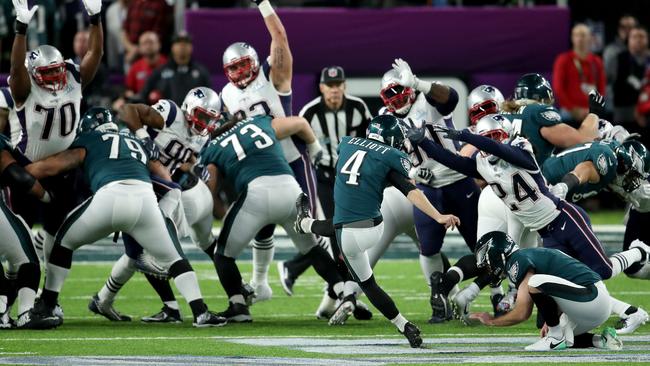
{"left": 102, "top": 134, "right": 148, "bottom": 164}
{"left": 489, "top": 172, "right": 539, "bottom": 211}
{"left": 220, "top": 124, "right": 273, "bottom": 161}
{"left": 341, "top": 150, "right": 367, "bottom": 186}
{"left": 35, "top": 103, "right": 76, "bottom": 140}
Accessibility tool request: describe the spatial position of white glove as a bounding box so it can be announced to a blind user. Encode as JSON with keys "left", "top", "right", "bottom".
{"left": 409, "top": 166, "right": 434, "bottom": 184}
{"left": 549, "top": 183, "right": 568, "bottom": 200}
{"left": 307, "top": 140, "right": 323, "bottom": 166}
{"left": 392, "top": 58, "right": 429, "bottom": 93}
{"left": 81, "top": 0, "right": 102, "bottom": 16}
{"left": 12, "top": 0, "right": 38, "bottom": 24}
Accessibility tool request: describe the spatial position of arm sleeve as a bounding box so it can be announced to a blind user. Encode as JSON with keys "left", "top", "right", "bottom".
{"left": 418, "top": 139, "right": 481, "bottom": 178}
{"left": 424, "top": 87, "right": 459, "bottom": 116}
{"left": 387, "top": 169, "right": 416, "bottom": 196}
{"left": 456, "top": 132, "right": 538, "bottom": 171}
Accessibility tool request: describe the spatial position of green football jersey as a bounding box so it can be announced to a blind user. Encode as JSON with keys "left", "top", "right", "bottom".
{"left": 333, "top": 136, "right": 411, "bottom": 225}
{"left": 504, "top": 103, "right": 562, "bottom": 165}
{"left": 542, "top": 141, "right": 619, "bottom": 202}
{"left": 200, "top": 115, "right": 292, "bottom": 194}
{"left": 70, "top": 130, "right": 151, "bottom": 193}
{"left": 506, "top": 248, "right": 601, "bottom": 288}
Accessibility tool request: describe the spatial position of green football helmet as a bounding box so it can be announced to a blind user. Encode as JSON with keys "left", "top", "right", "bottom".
{"left": 475, "top": 231, "right": 519, "bottom": 281}
{"left": 514, "top": 73, "right": 554, "bottom": 104}
{"left": 366, "top": 114, "right": 406, "bottom": 149}
{"left": 615, "top": 140, "right": 650, "bottom": 192}
{"left": 78, "top": 107, "right": 117, "bottom": 134}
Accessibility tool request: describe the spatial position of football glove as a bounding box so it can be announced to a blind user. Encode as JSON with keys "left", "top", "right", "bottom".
{"left": 409, "top": 166, "right": 434, "bottom": 185}
{"left": 192, "top": 163, "right": 210, "bottom": 183}
{"left": 588, "top": 90, "right": 607, "bottom": 117}
{"left": 549, "top": 183, "right": 568, "bottom": 200}
{"left": 12, "top": 0, "right": 38, "bottom": 25}
{"left": 307, "top": 140, "right": 323, "bottom": 166}
{"left": 431, "top": 125, "right": 464, "bottom": 140}
{"left": 405, "top": 124, "right": 426, "bottom": 145}
{"left": 141, "top": 137, "right": 160, "bottom": 161}
{"left": 81, "top": 0, "right": 102, "bottom": 16}
{"left": 392, "top": 58, "right": 417, "bottom": 89}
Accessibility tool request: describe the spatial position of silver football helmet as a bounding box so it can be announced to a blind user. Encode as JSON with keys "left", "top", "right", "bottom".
{"left": 27, "top": 45, "right": 67, "bottom": 92}
{"left": 222, "top": 42, "right": 260, "bottom": 88}
{"left": 467, "top": 85, "right": 504, "bottom": 125}
{"left": 380, "top": 69, "right": 415, "bottom": 115}
{"left": 474, "top": 114, "right": 511, "bottom": 142}
{"left": 181, "top": 87, "right": 222, "bottom": 136}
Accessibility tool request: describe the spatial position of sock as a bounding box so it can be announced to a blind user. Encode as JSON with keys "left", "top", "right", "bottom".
{"left": 440, "top": 268, "right": 462, "bottom": 296}
{"left": 229, "top": 294, "right": 246, "bottom": 305}
{"left": 530, "top": 293, "right": 560, "bottom": 328}
{"left": 17, "top": 288, "right": 36, "bottom": 315}
{"left": 188, "top": 299, "right": 207, "bottom": 318}
{"left": 164, "top": 301, "right": 180, "bottom": 310}
{"left": 359, "top": 275, "right": 399, "bottom": 320}
{"left": 214, "top": 254, "right": 243, "bottom": 298}
{"left": 419, "top": 253, "right": 443, "bottom": 285}
{"left": 145, "top": 274, "right": 176, "bottom": 303}
{"left": 391, "top": 313, "right": 408, "bottom": 332}
{"left": 610, "top": 248, "right": 643, "bottom": 277}
{"left": 252, "top": 236, "right": 274, "bottom": 286}
{"left": 572, "top": 332, "right": 597, "bottom": 348}
{"left": 547, "top": 324, "right": 563, "bottom": 339}
{"left": 44, "top": 264, "right": 70, "bottom": 294}
{"left": 172, "top": 271, "right": 203, "bottom": 304}
{"left": 284, "top": 253, "right": 313, "bottom": 280}
{"left": 463, "top": 282, "right": 481, "bottom": 301}
{"left": 98, "top": 255, "right": 136, "bottom": 303}
{"left": 41, "top": 231, "right": 55, "bottom": 264}
{"left": 306, "top": 246, "right": 343, "bottom": 289}
{"left": 610, "top": 297, "right": 633, "bottom": 317}
{"left": 300, "top": 218, "right": 315, "bottom": 234}
{"left": 343, "top": 281, "right": 357, "bottom": 297}
{"left": 40, "top": 288, "right": 59, "bottom": 308}
{"left": 333, "top": 281, "right": 345, "bottom": 297}
{"left": 0, "top": 295, "right": 7, "bottom": 314}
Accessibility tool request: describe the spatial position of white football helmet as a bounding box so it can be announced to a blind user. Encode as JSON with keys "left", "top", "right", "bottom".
{"left": 27, "top": 45, "right": 67, "bottom": 92}
{"left": 222, "top": 42, "right": 260, "bottom": 88}
{"left": 475, "top": 114, "right": 511, "bottom": 142}
{"left": 380, "top": 69, "right": 416, "bottom": 115}
{"left": 181, "top": 87, "right": 222, "bottom": 136}
{"left": 467, "top": 85, "right": 504, "bottom": 125}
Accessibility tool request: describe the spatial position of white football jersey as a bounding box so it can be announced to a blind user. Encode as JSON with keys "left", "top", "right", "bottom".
{"left": 220, "top": 58, "right": 300, "bottom": 162}
{"left": 475, "top": 136, "right": 560, "bottom": 231}
{"left": 382, "top": 93, "right": 465, "bottom": 188}
{"left": 149, "top": 99, "right": 208, "bottom": 175}
{"left": 9, "top": 60, "right": 82, "bottom": 162}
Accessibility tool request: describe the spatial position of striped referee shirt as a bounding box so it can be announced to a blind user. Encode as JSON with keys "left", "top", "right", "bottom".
{"left": 300, "top": 94, "right": 372, "bottom": 168}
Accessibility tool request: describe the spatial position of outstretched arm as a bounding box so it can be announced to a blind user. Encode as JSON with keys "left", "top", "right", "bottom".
{"left": 119, "top": 103, "right": 165, "bottom": 132}
{"left": 255, "top": 0, "right": 292, "bottom": 93}
{"left": 79, "top": 0, "right": 104, "bottom": 90}
{"left": 0, "top": 150, "right": 49, "bottom": 201}
{"left": 391, "top": 58, "right": 458, "bottom": 115}
{"left": 471, "top": 271, "right": 534, "bottom": 326}
{"left": 9, "top": 0, "right": 39, "bottom": 105}
{"left": 415, "top": 139, "right": 481, "bottom": 179}
{"left": 26, "top": 148, "right": 85, "bottom": 180}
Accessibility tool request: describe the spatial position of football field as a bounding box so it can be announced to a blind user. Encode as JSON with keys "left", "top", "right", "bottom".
{"left": 1, "top": 260, "right": 650, "bottom": 365}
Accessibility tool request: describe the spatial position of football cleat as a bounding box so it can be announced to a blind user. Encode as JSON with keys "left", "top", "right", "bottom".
{"left": 16, "top": 309, "right": 60, "bottom": 330}
{"left": 30, "top": 299, "right": 63, "bottom": 329}
{"left": 141, "top": 305, "right": 182, "bottom": 323}
{"left": 451, "top": 287, "right": 478, "bottom": 324}
{"left": 400, "top": 322, "right": 423, "bottom": 348}
{"left": 329, "top": 294, "right": 355, "bottom": 325}
{"left": 428, "top": 272, "right": 452, "bottom": 323}
{"left": 524, "top": 335, "right": 567, "bottom": 351}
{"left": 216, "top": 302, "right": 252, "bottom": 323}
{"left": 294, "top": 193, "right": 312, "bottom": 234}
{"left": 250, "top": 280, "right": 272, "bottom": 303}
{"left": 616, "top": 307, "right": 649, "bottom": 334}
{"left": 276, "top": 261, "right": 295, "bottom": 296}
{"left": 353, "top": 299, "right": 373, "bottom": 320}
{"left": 241, "top": 282, "right": 256, "bottom": 306}
{"left": 597, "top": 327, "right": 623, "bottom": 350}
{"left": 0, "top": 309, "right": 15, "bottom": 329}
{"left": 53, "top": 303, "right": 64, "bottom": 319}
{"left": 315, "top": 291, "right": 337, "bottom": 320}
{"left": 192, "top": 311, "right": 228, "bottom": 328}
{"left": 630, "top": 239, "right": 650, "bottom": 266}
{"left": 88, "top": 294, "right": 132, "bottom": 322}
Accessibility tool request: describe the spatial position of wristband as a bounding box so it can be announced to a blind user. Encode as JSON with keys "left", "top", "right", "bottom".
{"left": 135, "top": 128, "right": 149, "bottom": 140}
{"left": 258, "top": 0, "right": 275, "bottom": 17}
{"left": 561, "top": 172, "right": 580, "bottom": 194}
{"left": 307, "top": 140, "right": 321, "bottom": 156}
{"left": 15, "top": 21, "right": 28, "bottom": 35}
{"left": 89, "top": 14, "right": 100, "bottom": 25}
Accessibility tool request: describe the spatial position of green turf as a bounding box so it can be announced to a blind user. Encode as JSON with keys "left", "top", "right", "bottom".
{"left": 586, "top": 210, "right": 626, "bottom": 225}
{"left": 1, "top": 260, "right": 649, "bottom": 365}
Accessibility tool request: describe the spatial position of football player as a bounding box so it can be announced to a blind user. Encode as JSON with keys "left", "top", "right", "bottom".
{"left": 379, "top": 59, "right": 480, "bottom": 323}
{"left": 8, "top": 0, "right": 104, "bottom": 258}
{"left": 220, "top": 0, "right": 324, "bottom": 302}
{"left": 89, "top": 87, "right": 222, "bottom": 323}
{"left": 200, "top": 114, "right": 348, "bottom": 323}
{"left": 25, "top": 108, "right": 227, "bottom": 328}
{"left": 0, "top": 134, "right": 53, "bottom": 329}
{"left": 295, "top": 114, "right": 459, "bottom": 346}
{"left": 470, "top": 231, "right": 622, "bottom": 352}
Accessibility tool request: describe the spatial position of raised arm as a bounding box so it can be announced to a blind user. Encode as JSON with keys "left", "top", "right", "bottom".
{"left": 9, "top": 0, "right": 39, "bottom": 105}
{"left": 255, "top": 0, "right": 292, "bottom": 93}
{"left": 26, "top": 148, "right": 85, "bottom": 180}
{"left": 119, "top": 103, "right": 165, "bottom": 131}
{"left": 391, "top": 58, "right": 458, "bottom": 115}
{"left": 79, "top": 0, "right": 105, "bottom": 90}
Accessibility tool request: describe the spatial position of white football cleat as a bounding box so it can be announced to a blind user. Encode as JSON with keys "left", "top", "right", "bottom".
{"left": 630, "top": 239, "right": 650, "bottom": 266}
{"left": 451, "top": 286, "right": 478, "bottom": 324}
{"left": 250, "top": 281, "right": 272, "bottom": 303}
{"left": 596, "top": 327, "right": 623, "bottom": 350}
{"left": 617, "top": 307, "right": 649, "bottom": 334}
{"left": 524, "top": 335, "right": 568, "bottom": 351}
{"left": 328, "top": 295, "right": 355, "bottom": 326}
{"left": 315, "top": 291, "right": 337, "bottom": 320}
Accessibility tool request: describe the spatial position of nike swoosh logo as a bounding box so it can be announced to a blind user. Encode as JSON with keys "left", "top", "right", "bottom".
{"left": 560, "top": 222, "right": 567, "bottom": 231}
{"left": 550, "top": 340, "right": 565, "bottom": 349}
{"left": 466, "top": 192, "right": 474, "bottom": 198}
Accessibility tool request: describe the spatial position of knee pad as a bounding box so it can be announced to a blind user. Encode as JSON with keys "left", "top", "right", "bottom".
{"left": 169, "top": 259, "right": 193, "bottom": 278}
{"left": 17, "top": 262, "right": 40, "bottom": 291}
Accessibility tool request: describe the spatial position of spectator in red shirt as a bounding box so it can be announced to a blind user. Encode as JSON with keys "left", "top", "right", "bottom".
{"left": 125, "top": 32, "right": 167, "bottom": 95}
{"left": 553, "top": 24, "right": 607, "bottom": 124}
{"left": 121, "top": 0, "right": 172, "bottom": 65}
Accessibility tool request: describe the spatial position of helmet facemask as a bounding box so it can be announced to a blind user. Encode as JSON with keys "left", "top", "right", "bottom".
{"left": 224, "top": 56, "right": 259, "bottom": 89}
{"left": 33, "top": 63, "right": 67, "bottom": 92}
{"left": 186, "top": 107, "right": 221, "bottom": 136}
{"left": 380, "top": 84, "right": 415, "bottom": 115}
{"left": 469, "top": 100, "right": 499, "bottom": 125}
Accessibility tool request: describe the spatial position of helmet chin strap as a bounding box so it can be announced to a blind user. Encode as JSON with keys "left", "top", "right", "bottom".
{"left": 394, "top": 103, "right": 412, "bottom": 115}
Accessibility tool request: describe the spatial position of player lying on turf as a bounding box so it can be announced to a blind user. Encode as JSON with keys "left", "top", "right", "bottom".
{"left": 295, "top": 114, "right": 460, "bottom": 348}
{"left": 470, "top": 231, "right": 622, "bottom": 351}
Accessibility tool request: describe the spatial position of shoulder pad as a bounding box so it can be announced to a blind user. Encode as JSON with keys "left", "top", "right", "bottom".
{"left": 152, "top": 99, "right": 180, "bottom": 128}
{"left": 509, "top": 136, "right": 534, "bottom": 154}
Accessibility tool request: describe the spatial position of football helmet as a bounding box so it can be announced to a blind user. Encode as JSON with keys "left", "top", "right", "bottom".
{"left": 78, "top": 107, "right": 117, "bottom": 134}
{"left": 514, "top": 73, "right": 554, "bottom": 104}
{"left": 475, "top": 231, "right": 519, "bottom": 282}
{"left": 467, "top": 85, "right": 504, "bottom": 125}
{"left": 181, "top": 87, "right": 222, "bottom": 136}
{"left": 366, "top": 114, "right": 406, "bottom": 149}
{"left": 27, "top": 45, "right": 67, "bottom": 92}
{"left": 474, "top": 114, "right": 511, "bottom": 142}
{"left": 615, "top": 140, "right": 650, "bottom": 192}
{"left": 380, "top": 69, "right": 416, "bottom": 115}
{"left": 222, "top": 42, "right": 260, "bottom": 89}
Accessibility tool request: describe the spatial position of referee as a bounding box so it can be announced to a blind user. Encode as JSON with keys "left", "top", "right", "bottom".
{"left": 278, "top": 66, "right": 372, "bottom": 302}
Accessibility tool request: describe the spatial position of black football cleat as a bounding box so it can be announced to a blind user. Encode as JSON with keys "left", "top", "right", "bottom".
{"left": 277, "top": 261, "right": 296, "bottom": 296}
{"left": 401, "top": 322, "right": 423, "bottom": 348}
{"left": 29, "top": 299, "right": 63, "bottom": 329}
{"left": 428, "top": 272, "right": 452, "bottom": 324}
{"left": 353, "top": 299, "right": 373, "bottom": 320}
{"left": 88, "top": 294, "right": 132, "bottom": 322}
{"left": 141, "top": 305, "right": 182, "bottom": 323}
{"left": 216, "top": 302, "right": 252, "bottom": 323}
{"left": 193, "top": 311, "right": 228, "bottom": 328}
